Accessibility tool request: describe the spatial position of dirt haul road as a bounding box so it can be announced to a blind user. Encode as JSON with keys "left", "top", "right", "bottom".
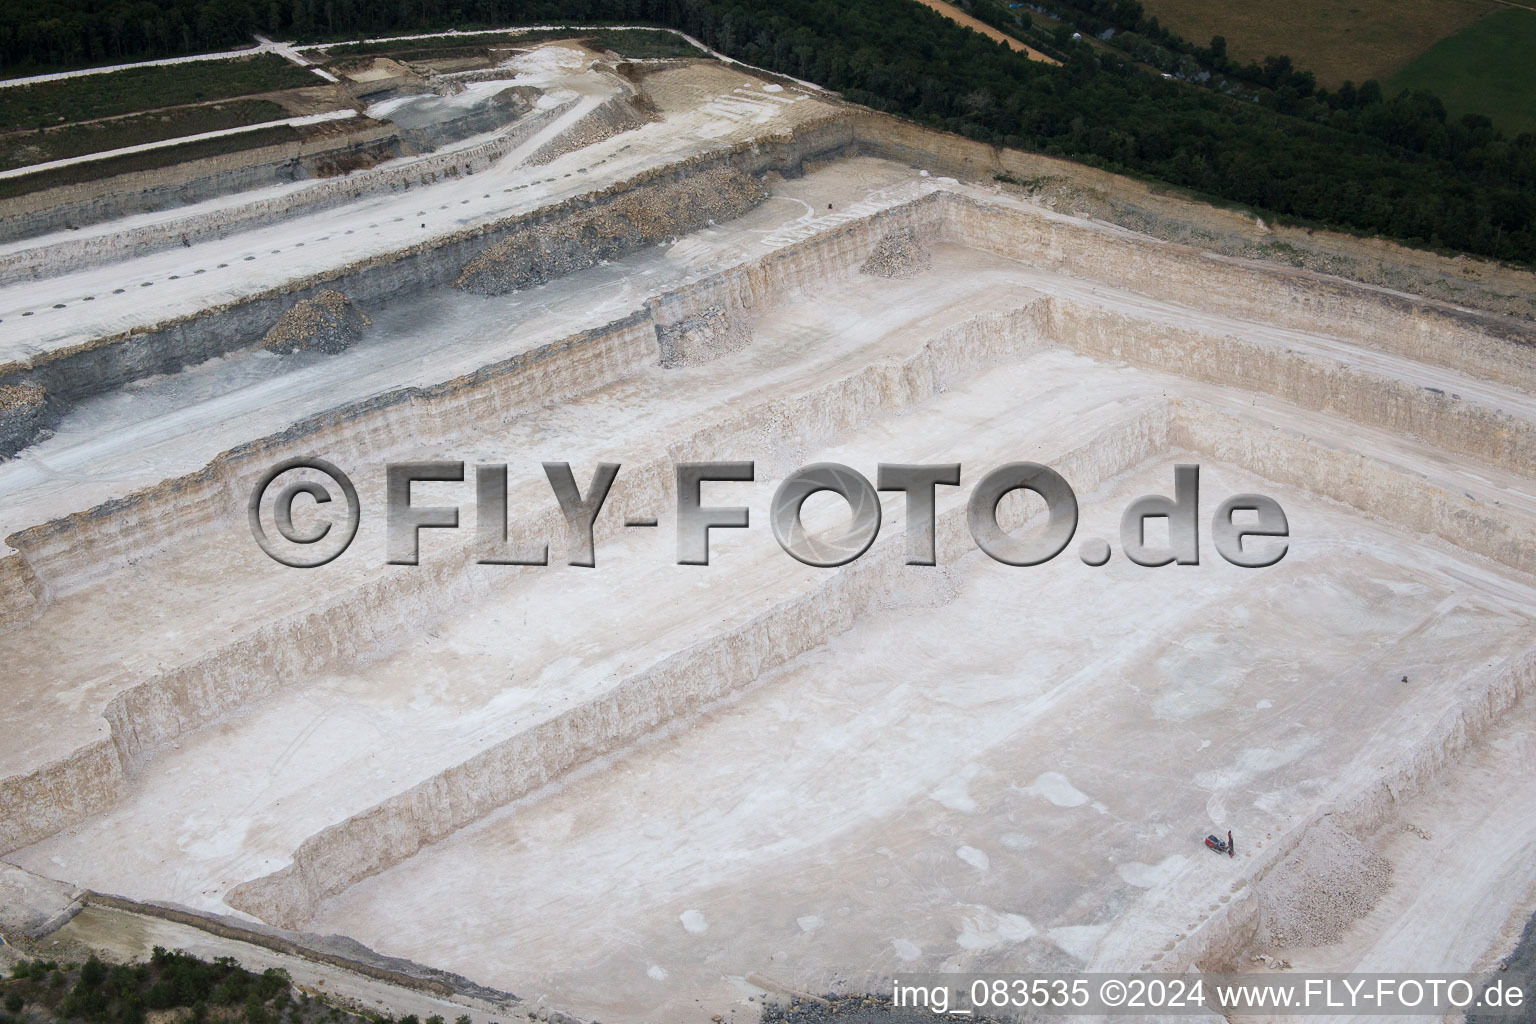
{"left": 911, "top": 0, "right": 1061, "bottom": 63}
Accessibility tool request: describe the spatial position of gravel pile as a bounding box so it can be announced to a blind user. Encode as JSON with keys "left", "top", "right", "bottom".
{"left": 860, "top": 228, "right": 932, "bottom": 279}
{"left": 261, "top": 290, "right": 373, "bottom": 355}
{"left": 656, "top": 304, "right": 751, "bottom": 366}
{"left": 0, "top": 381, "right": 49, "bottom": 459}
{"left": 1259, "top": 821, "right": 1393, "bottom": 947}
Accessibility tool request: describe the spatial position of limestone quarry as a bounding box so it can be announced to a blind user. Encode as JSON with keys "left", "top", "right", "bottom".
{"left": 1, "top": 33, "right": 1535, "bottom": 1024}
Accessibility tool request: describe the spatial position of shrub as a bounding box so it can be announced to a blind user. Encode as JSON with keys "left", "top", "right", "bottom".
{"left": 106, "top": 964, "right": 137, "bottom": 998}
{"left": 213, "top": 976, "right": 247, "bottom": 1006}
{"left": 255, "top": 970, "right": 288, "bottom": 1002}
{"left": 79, "top": 958, "right": 107, "bottom": 989}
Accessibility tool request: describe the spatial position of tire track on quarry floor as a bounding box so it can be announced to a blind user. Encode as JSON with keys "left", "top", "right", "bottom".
{"left": 0, "top": 55, "right": 623, "bottom": 325}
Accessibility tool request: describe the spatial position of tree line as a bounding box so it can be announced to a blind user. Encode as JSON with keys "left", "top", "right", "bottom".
{"left": 2, "top": 0, "right": 1533, "bottom": 265}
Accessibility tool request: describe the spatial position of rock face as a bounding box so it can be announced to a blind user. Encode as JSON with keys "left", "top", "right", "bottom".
{"left": 455, "top": 167, "right": 768, "bottom": 296}
{"left": 393, "top": 85, "right": 538, "bottom": 154}
{"left": 261, "top": 291, "right": 372, "bottom": 355}
{"left": 860, "top": 226, "right": 933, "bottom": 278}
{"left": 655, "top": 305, "right": 752, "bottom": 367}
{"left": 0, "top": 382, "right": 49, "bottom": 459}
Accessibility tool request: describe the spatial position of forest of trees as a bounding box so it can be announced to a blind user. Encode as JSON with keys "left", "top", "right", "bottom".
{"left": 2, "top": 0, "right": 1533, "bottom": 264}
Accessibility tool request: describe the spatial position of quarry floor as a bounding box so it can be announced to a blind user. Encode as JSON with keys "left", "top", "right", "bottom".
{"left": 9, "top": 230, "right": 1536, "bottom": 1017}
{"left": 2, "top": 44, "right": 1535, "bottom": 1024}
{"left": 298, "top": 457, "right": 1534, "bottom": 1023}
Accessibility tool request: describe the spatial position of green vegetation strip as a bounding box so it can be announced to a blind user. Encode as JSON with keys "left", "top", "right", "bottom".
{"left": 0, "top": 951, "right": 462, "bottom": 1024}
{"left": 1386, "top": 8, "right": 1536, "bottom": 137}
{"left": 323, "top": 31, "right": 536, "bottom": 58}
{"left": 320, "top": 26, "right": 701, "bottom": 61}
{"left": 0, "top": 124, "right": 300, "bottom": 201}
{"left": 0, "top": 100, "right": 291, "bottom": 172}
{"left": 582, "top": 28, "right": 707, "bottom": 59}
{"left": 0, "top": 56, "right": 315, "bottom": 130}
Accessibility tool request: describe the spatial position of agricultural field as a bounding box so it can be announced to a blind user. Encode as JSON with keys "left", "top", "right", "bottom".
{"left": 1137, "top": 0, "right": 1498, "bottom": 88}
{"left": 1386, "top": 7, "right": 1536, "bottom": 135}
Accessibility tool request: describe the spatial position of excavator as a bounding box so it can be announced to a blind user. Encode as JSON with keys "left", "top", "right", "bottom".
{"left": 1205, "top": 830, "right": 1235, "bottom": 857}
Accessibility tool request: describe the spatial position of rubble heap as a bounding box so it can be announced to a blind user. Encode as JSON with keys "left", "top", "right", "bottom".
{"left": 860, "top": 227, "right": 933, "bottom": 279}
{"left": 261, "top": 291, "right": 373, "bottom": 355}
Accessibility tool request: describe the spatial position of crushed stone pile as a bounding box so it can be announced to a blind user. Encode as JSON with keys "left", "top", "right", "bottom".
{"left": 261, "top": 290, "right": 373, "bottom": 355}
{"left": 860, "top": 227, "right": 933, "bottom": 279}
{"left": 1259, "top": 821, "right": 1393, "bottom": 947}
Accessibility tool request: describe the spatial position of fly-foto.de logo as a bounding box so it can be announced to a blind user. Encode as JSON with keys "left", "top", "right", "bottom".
{"left": 249, "top": 460, "right": 1289, "bottom": 570}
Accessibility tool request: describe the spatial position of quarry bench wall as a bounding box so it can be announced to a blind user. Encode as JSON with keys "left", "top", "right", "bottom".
{"left": 0, "top": 115, "right": 857, "bottom": 407}
{"left": 5, "top": 117, "right": 1536, "bottom": 917}
{"left": 0, "top": 91, "right": 578, "bottom": 280}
